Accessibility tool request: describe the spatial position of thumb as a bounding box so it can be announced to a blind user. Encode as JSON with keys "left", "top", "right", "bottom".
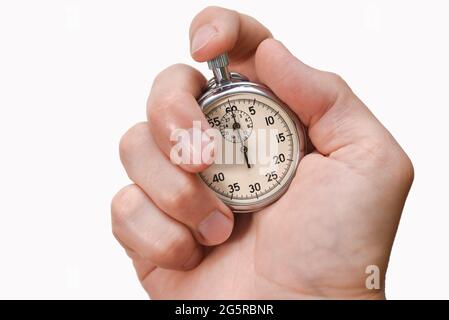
{"left": 255, "top": 39, "right": 387, "bottom": 157}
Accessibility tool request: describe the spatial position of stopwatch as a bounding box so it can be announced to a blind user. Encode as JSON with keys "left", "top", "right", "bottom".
{"left": 198, "top": 53, "right": 307, "bottom": 213}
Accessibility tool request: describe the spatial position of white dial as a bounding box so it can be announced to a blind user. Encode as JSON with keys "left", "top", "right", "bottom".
{"left": 199, "top": 93, "right": 303, "bottom": 211}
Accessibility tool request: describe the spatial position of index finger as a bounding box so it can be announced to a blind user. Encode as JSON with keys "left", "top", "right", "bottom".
{"left": 189, "top": 6, "right": 272, "bottom": 80}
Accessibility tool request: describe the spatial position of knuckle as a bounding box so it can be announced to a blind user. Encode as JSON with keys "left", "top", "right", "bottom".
{"left": 326, "top": 71, "right": 349, "bottom": 91}
{"left": 119, "top": 122, "right": 149, "bottom": 161}
{"left": 150, "top": 227, "right": 192, "bottom": 264}
{"left": 385, "top": 147, "right": 415, "bottom": 188}
{"left": 165, "top": 63, "right": 191, "bottom": 73}
{"left": 153, "top": 64, "right": 189, "bottom": 85}
{"left": 397, "top": 152, "right": 415, "bottom": 186}
{"left": 148, "top": 91, "right": 190, "bottom": 124}
{"left": 159, "top": 177, "right": 196, "bottom": 214}
{"left": 358, "top": 138, "right": 414, "bottom": 186}
{"left": 358, "top": 138, "right": 392, "bottom": 168}
{"left": 197, "top": 6, "right": 228, "bottom": 18}
{"left": 111, "top": 185, "right": 141, "bottom": 231}
{"left": 319, "top": 71, "right": 352, "bottom": 104}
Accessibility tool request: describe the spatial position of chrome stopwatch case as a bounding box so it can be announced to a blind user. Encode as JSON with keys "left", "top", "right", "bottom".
{"left": 198, "top": 54, "right": 307, "bottom": 213}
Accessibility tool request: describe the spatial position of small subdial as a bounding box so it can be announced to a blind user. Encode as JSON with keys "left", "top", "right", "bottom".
{"left": 219, "top": 109, "right": 253, "bottom": 143}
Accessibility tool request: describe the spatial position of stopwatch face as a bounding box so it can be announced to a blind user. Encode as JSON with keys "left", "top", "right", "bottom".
{"left": 199, "top": 92, "right": 305, "bottom": 212}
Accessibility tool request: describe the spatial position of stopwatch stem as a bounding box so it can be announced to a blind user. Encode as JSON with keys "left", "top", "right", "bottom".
{"left": 208, "top": 53, "right": 231, "bottom": 86}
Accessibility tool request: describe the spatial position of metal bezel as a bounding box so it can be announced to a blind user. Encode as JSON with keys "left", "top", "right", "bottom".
{"left": 198, "top": 80, "right": 307, "bottom": 213}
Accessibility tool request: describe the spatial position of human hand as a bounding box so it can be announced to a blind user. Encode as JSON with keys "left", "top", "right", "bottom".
{"left": 111, "top": 6, "right": 414, "bottom": 299}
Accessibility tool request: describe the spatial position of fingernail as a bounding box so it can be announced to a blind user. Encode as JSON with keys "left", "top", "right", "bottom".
{"left": 198, "top": 210, "right": 233, "bottom": 245}
{"left": 191, "top": 24, "right": 218, "bottom": 53}
{"left": 183, "top": 248, "right": 202, "bottom": 269}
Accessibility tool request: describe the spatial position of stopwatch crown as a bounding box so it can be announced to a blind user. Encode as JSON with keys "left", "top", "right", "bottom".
{"left": 207, "top": 53, "right": 229, "bottom": 70}
{"left": 207, "top": 53, "right": 231, "bottom": 85}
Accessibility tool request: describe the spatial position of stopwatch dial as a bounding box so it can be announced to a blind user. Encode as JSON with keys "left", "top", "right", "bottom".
{"left": 220, "top": 109, "right": 253, "bottom": 143}
{"left": 199, "top": 93, "right": 302, "bottom": 209}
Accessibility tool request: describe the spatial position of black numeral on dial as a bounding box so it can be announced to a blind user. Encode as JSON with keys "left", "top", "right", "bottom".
{"left": 265, "top": 116, "right": 275, "bottom": 126}
{"left": 266, "top": 171, "right": 278, "bottom": 182}
{"left": 212, "top": 172, "right": 225, "bottom": 182}
{"left": 273, "top": 153, "right": 286, "bottom": 164}
{"left": 249, "top": 106, "right": 256, "bottom": 115}
{"left": 225, "top": 105, "right": 238, "bottom": 113}
{"left": 276, "top": 133, "right": 285, "bottom": 143}
{"left": 249, "top": 183, "right": 261, "bottom": 193}
{"left": 228, "top": 183, "right": 240, "bottom": 193}
{"left": 208, "top": 117, "right": 220, "bottom": 127}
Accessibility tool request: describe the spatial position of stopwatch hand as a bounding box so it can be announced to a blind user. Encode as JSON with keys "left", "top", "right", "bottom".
{"left": 231, "top": 109, "right": 251, "bottom": 169}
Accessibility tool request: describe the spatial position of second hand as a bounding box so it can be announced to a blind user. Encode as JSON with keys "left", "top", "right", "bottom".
{"left": 230, "top": 108, "right": 251, "bottom": 169}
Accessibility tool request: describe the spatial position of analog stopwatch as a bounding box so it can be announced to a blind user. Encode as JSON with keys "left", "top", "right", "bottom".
{"left": 198, "top": 53, "right": 307, "bottom": 213}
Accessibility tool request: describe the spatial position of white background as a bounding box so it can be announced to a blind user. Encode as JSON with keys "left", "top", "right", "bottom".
{"left": 0, "top": 0, "right": 448, "bottom": 299}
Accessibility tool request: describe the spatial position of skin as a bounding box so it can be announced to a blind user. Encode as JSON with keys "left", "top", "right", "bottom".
{"left": 111, "top": 7, "right": 414, "bottom": 299}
